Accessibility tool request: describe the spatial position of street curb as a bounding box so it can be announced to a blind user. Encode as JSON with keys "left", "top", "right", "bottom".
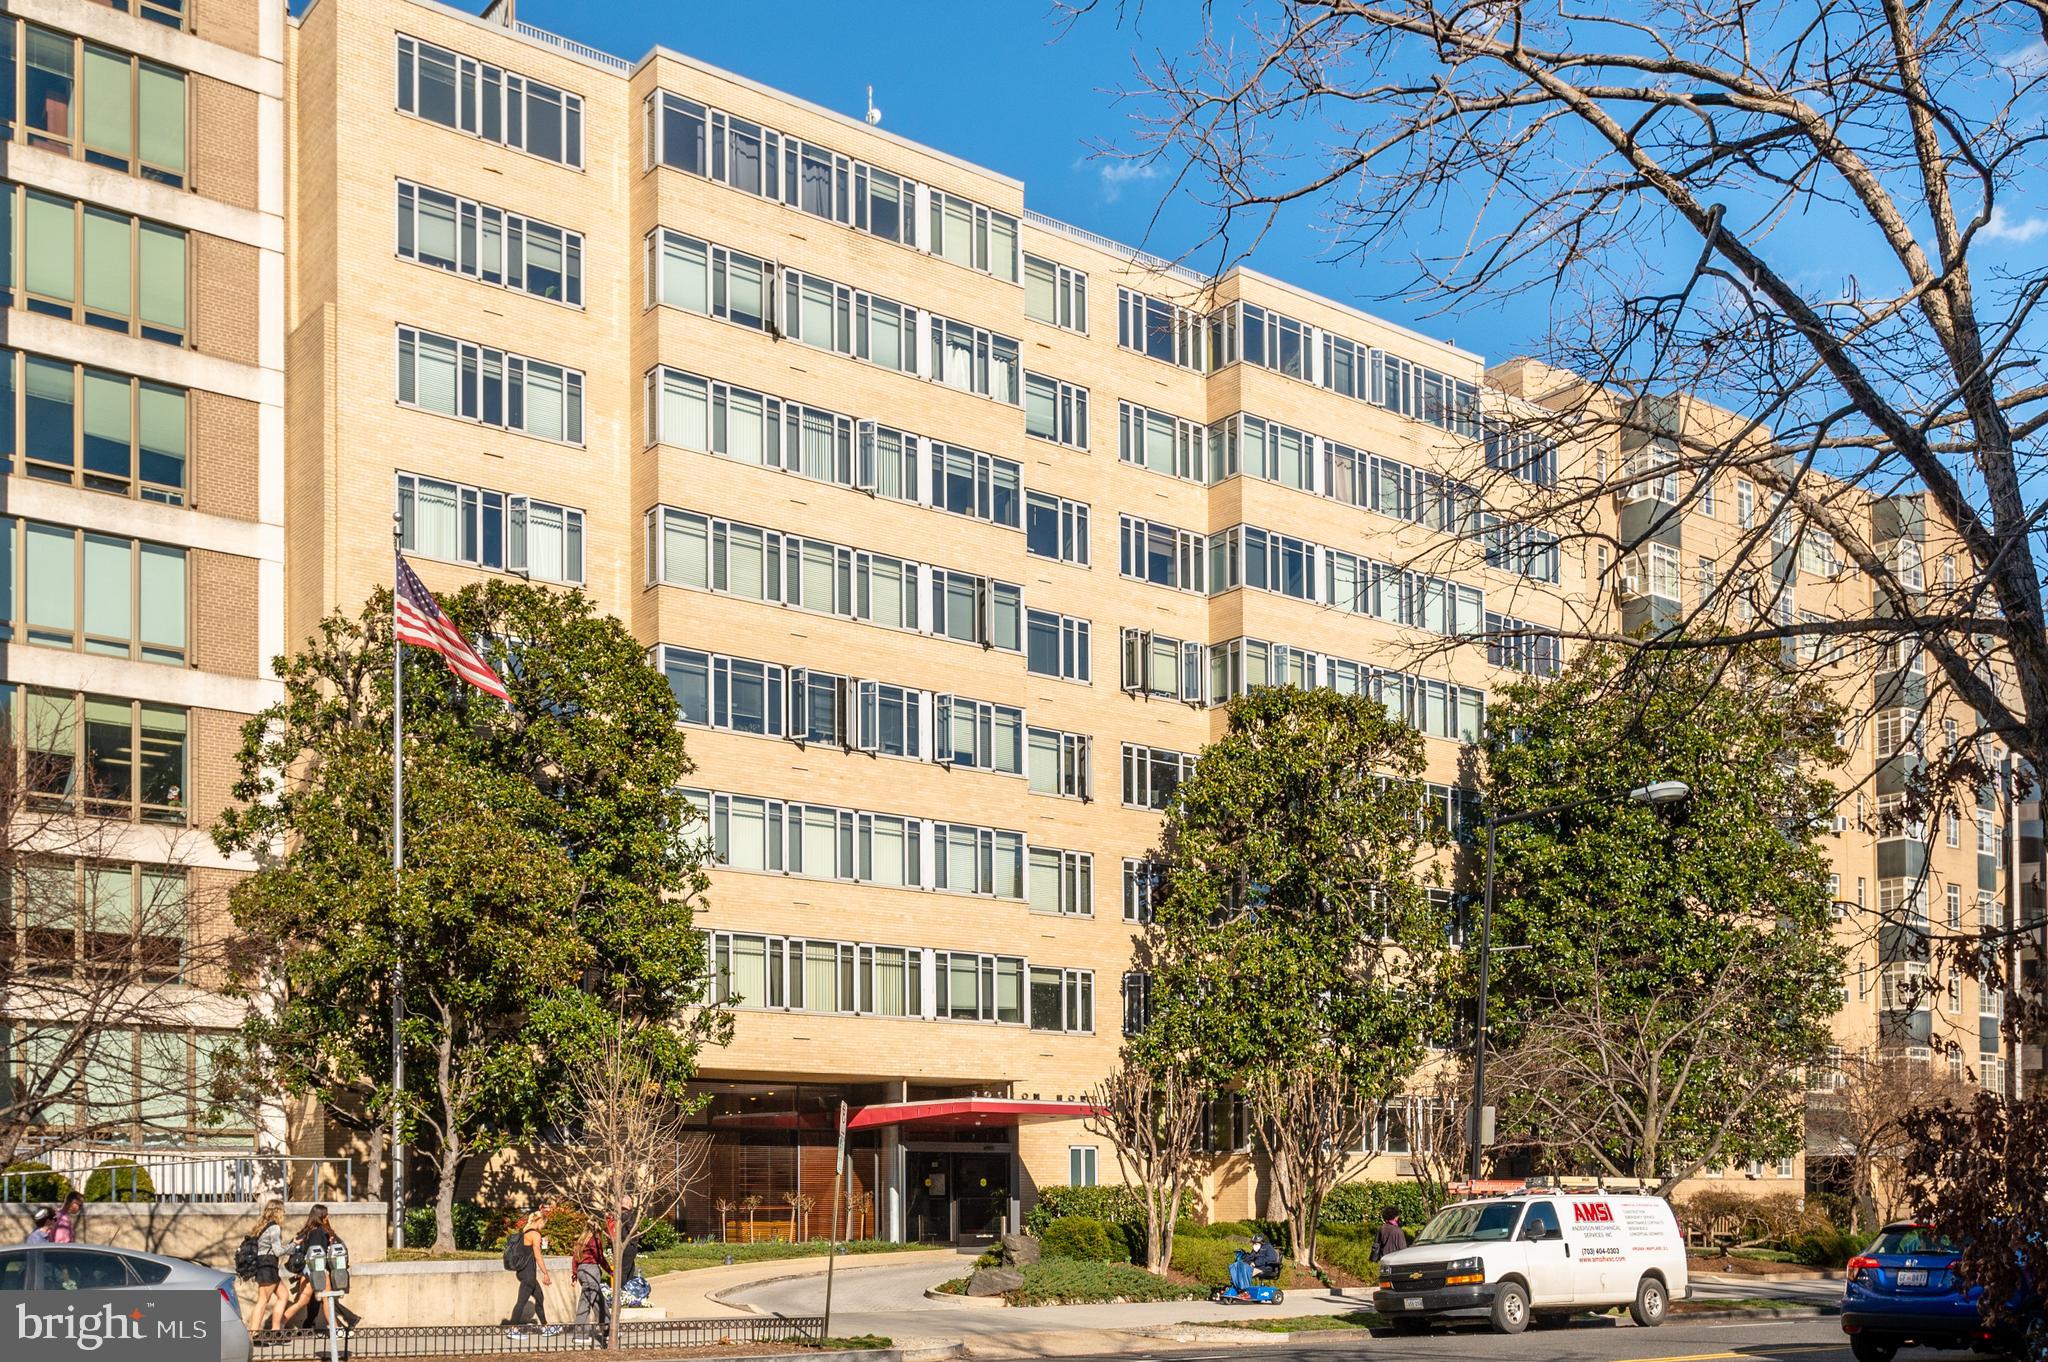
{"left": 1672, "top": 1306, "right": 1840, "bottom": 1322}
{"left": 703, "top": 1252, "right": 970, "bottom": 1314}
{"left": 1134, "top": 1304, "right": 1843, "bottom": 1343}
{"left": 921, "top": 1288, "right": 1008, "bottom": 1308}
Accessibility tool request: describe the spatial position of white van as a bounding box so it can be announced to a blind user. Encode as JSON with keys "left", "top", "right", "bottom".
{"left": 1373, "top": 1192, "right": 1690, "bottom": 1334}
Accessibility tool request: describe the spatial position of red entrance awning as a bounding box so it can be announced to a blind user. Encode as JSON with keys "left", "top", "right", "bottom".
{"left": 846, "top": 1098, "right": 1100, "bottom": 1130}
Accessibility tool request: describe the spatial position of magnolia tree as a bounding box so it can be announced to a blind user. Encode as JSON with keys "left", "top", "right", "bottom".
{"left": 1132, "top": 687, "right": 1453, "bottom": 1267}
{"left": 216, "top": 581, "right": 729, "bottom": 1250}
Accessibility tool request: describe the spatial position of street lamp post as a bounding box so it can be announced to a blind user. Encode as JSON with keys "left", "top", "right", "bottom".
{"left": 1468, "top": 780, "right": 1691, "bottom": 1183}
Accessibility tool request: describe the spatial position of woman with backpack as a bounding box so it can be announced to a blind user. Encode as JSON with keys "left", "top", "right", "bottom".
{"left": 241, "top": 1200, "right": 288, "bottom": 1338}
{"left": 281, "top": 1204, "right": 347, "bottom": 1334}
{"left": 504, "top": 1210, "right": 556, "bottom": 1339}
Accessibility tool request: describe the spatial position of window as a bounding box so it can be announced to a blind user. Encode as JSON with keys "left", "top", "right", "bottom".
{"left": 3, "top": 22, "right": 185, "bottom": 186}
{"left": 1220, "top": 413, "right": 1317, "bottom": 491}
{"left": 1207, "top": 637, "right": 1317, "bottom": 703}
{"left": 1947, "top": 883, "right": 1962, "bottom": 928}
{"left": 857, "top": 421, "right": 921, "bottom": 502}
{"left": 931, "top": 822, "right": 1025, "bottom": 899}
{"left": 1946, "top": 810, "right": 1961, "bottom": 847}
{"left": 1025, "top": 255, "right": 1087, "bottom": 331}
{"left": 8, "top": 189, "right": 185, "bottom": 343}
{"left": 1120, "top": 627, "right": 1203, "bottom": 703}
{"left": 12, "top": 859, "right": 187, "bottom": 983}
{"left": 83, "top": 0, "right": 187, "bottom": 27}
{"left": 935, "top": 694, "right": 1023, "bottom": 775}
{"left": 397, "top": 472, "right": 505, "bottom": 571}
{"left": 1620, "top": 443, "right": 1679, "bottom": 504}
{"left": 1026, "top": 609, "right": 1090, "bottom": 682}
{"left": 4, "top": 351, "right": 185, "bottom": 502}
{"left": 1025, "top": 492, "right": 1088, "bottom": 566}
{"left": 1210, "top": 526, "right": 1319, "bottom": 602}
{"left": 1979, "top": 813, "right": 1996, "bottom": 855}
{"left": 1484, "top": 522, "right": 1563, "bottom": 584}
{"left": 1947, "top": 975, "right": 1963, "bottom": 1013}
{"left": 508, "top": 497, "right": 584, "bottom": 585}
{"left": 395, "top": 326, "right": 583, "bottom": 444}
{"left": 396, "top": 36, "right": 583, "bottom": 168}
{"left": 929, "top": 444, "right": 1022, "bottom": 529}
{"left": 661, "top": 648, "right": 786, "bottom": 739}
{"left": 1213, "top": 301, "right": 1312, "bottom": 381}
{"left": 1875, "top": 710, "right": 1923, "bottom": 760}
{"left": 1122, "top": 742, "right": 1195, "bottom": 810}
{"left": 15, "top": 690, "right": 185, "bottom": 822}
{"left": 3, "top": 519, "right": 184, "bottom": 663}
{"left": 1894, "top": 538, "right": 1924, "bottom": 591}
{"left": 1068, "top": 1146, "right": 1098, "bottom": 1187}
{"left": 396, "top": 182, "right": 582, "bottom": 306}
{"left": 1027, "top": 727, "right": 1090, "bottom": 800}
{"left": 1029, "top": 848, "right": 1092, "bottom": 917}
{"left": 928, "top": 315, "right": 1020, "bottom": 403}
{"left": 1485, "top": 613, "right": 1563, "bottom": 678}
{"left": 1373, "top": 350, "right": 1480, "bottom": 436}
{"left": 645, "top": 230, "right": 778, "bottom": 334}
{"left": 1030, "top": 966, "right": 1093, "bottom": 1032}
{"left": 1120, "top": 516, "right": 1207, "bottom": 593}
{"left": 1980, "top": 890, "right": 2002, "bottom": 931}
{"left": 1117, "top": 401, "right": 1204, "bottom": 481}
{"left": 934, "top": 951, "right": 1026, "bottom": 1023}
{"left": 1620, "top": 542, "right": 1682, "bottom": 602}
{"left": 929, "top": 569, "right": 1022, "bottom": 650}
{"left": 1484, "top": 425, "right": 1558, "bottom": 487}
{"left": 1024, "top": 372, "right": 1089, "bottom": 449}
{"left": 1122, "top": 971, "right": 1152, "bottom": 1035}
{"left": 1117, "top": 287, "right": 1204, "bottom": 371}
{"left": 1123, "top": 858, "right": 1162, "bottom": 923}
{"left": 926, "top": 189, "right": 1018, "bottom": 281}
{"left": 855, "top": 680, "right": 923, "bottom": 758}
{"left": 1737, "top": 480, "right": 1756, "bottom": 529}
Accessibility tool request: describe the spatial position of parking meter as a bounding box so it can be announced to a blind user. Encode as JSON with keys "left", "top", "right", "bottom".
{"left": 304, "top": 1244, "right": 330, "bottom": 1294}
{"left": 327, "top": 1242, "right": 350, "bottom": 1294}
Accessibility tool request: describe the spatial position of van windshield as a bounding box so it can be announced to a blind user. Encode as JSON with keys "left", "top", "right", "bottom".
{"left": 1414, "top": 1201, "right": 1523, "bottom": 1245}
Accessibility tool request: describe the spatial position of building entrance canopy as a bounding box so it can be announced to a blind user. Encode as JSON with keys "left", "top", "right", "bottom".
{"left": 848, "top": 1098, "right": 1098, "bottom": 1130}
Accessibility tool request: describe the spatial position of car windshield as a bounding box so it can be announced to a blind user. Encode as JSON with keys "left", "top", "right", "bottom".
{"left": 1415, "top": 1201, "right": 1523, "bottom": 1245}
{"left": 1872, "top": 1227, "right": 1957, "bottom": 1256}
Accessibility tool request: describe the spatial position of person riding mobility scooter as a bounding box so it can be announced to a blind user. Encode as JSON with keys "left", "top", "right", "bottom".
{"left": 1212, "top": 1235, "right": 1286, "bottom": 1305}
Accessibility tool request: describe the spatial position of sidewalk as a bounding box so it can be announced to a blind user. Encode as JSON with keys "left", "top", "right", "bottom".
{"left": 643, "top": 1248, "right": 969, "bottom": 1319}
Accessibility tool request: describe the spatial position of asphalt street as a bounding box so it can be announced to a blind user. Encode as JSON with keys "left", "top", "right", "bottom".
{"left": 1062, "top": 1318, "right": 1857, "bottom": 1362}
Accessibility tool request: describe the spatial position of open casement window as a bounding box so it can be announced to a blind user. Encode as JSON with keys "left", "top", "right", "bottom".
{"left": 1119, "top": 628, "right": 1203, "bottom": 703}
{"left": 788, "top": 669, "right": 858, "bottom": 750}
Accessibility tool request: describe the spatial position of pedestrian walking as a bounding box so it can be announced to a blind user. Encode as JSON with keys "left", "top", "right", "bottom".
{"left": 241, "top": 1200, "right": 290, "bottom": 1338}
{"left": 571, "top": 1222, "right": 610, "bottom": 1343}
{"left": 615, "top": 1195, "right": 641, "bottom": 1286}
{"left": 21, "top": 1207, "right": 55, "bottom": 1243}
{"left": 1374, "top": 1205, "right": 1409, "bottom": 1261}
{"left": 503, "top": 1211, "right": 558, "bottom": 1339}
{"left": 50, "top": 1192, "right": 83, "bottom": 1244}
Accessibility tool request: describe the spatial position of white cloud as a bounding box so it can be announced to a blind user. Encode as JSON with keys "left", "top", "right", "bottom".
{"left": 1094, "top": 158, "right": 1161, "bottom": 203}
{"left": 1994, "top": 39, "right": 2047, "bottom": 73}
{"left": 1982, "top": 205, "right": 2048, "bottom": 244}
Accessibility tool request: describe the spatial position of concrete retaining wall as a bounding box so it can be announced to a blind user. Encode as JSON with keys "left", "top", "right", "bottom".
{"left": 0, "top": 1202, "right": 392, "bottom": 1268}
{"left": 252, "top": 1256, "right": 573, "bottom": 1328}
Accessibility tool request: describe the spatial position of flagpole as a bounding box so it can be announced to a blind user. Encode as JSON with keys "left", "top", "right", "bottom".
{"left": 390, "top": 515, "right": 406, "bottom": 1253}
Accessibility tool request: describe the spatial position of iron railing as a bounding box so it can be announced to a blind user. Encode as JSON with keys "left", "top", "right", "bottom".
{"left": 2, "top": 1153, "right": 357, "bottom": 1204}
{"left": 514, "top": 21, "right": 632, "bottom": 73}
{"left": 259, "top": 1317, "right": 827, "bottom": 1358}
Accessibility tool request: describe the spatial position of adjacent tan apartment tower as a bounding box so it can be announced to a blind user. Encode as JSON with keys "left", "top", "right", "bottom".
{"left": 280, "top": 0, "right": 2023, "bottom": 1237}
{"left": 0, "top": 0, "right": 287, "bottom": 1180}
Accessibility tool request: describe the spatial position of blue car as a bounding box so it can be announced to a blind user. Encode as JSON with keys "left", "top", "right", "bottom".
{"left": 1841, "top": 1224, "right": 2021, "bottom": 1362}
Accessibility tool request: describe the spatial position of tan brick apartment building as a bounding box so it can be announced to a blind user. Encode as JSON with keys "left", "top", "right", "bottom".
{"left": 0, "top": 0, "right": 286, "bottom": 1177}
{"left": 9, "top": 0, "right": 2022, "bottom": 1235}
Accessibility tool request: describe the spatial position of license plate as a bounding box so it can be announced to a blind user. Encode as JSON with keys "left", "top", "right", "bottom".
{"left": 1898, "top": 1270, "right": 1927, "bottom": 1287}
{"left": 1404, "top": 1298, "right": 1425, "bottom": 1309}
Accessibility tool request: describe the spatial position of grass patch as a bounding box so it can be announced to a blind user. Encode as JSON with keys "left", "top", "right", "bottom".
{"left": 1672, "top": 1297, "right": 1816, "bottom": 1312}
{"left": 1003, "top": 1257, "right": 1209, "bottom": 1306}
{"left": 934, "top": 1278, "right": 968, "bottom": 1295}
{"left": 385, "top": 1248, "right": 500, "bottom": 1262}
{"left": 1728, "top": 1248, "right": 1801, "bottom": 1263}
{"left": 1201, "top": 1311, "right": 1386, "bottom": 1334}
{"left": 636, "top": 1240, "right": 932, "bottom": 1274}
{"left": 814, "top": 1336, "right": 892, "bottom": 1350}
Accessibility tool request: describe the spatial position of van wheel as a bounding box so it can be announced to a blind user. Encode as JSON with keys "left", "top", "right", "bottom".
{"left": 1849, "top": 1337, "right": 1898, "bottom": 1362}
{"left": 1629, "top": 1276, "right": 1668, "bottom": 1327}
{"left": 1489, "top": 1282, "right": 1530, "bottom": 1334}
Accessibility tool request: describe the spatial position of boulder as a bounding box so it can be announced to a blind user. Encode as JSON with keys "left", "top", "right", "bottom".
{"left": 966, "top": 1267, "right": 1025, "bottom": 1297}
{"left": 999, "top": 1233, "right": 1040, "bottom": 1267}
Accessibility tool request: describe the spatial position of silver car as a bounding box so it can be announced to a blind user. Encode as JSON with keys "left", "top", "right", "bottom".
{"left": 0, "top": 1242, "right": 253, "bottom": 1362}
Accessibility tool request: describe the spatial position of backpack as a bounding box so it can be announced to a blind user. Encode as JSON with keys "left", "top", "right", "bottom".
{"left": 285, "top": 1238, "right": 307, "bottom": 1276}
{"left": 502, "top": 1231, "right": 528, "bottom": 1273}
{"left": 234, "top": 1235, "right": 261, "bottom": 1280}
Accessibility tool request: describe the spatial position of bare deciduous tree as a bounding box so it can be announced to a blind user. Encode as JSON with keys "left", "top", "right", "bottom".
{"left": 1085, "top": 1060, "right": 1206, "bottom": 1275}
{"left": 1246, "top": 1061, "right": 1368, "bottom": 1268}
{"left": 1491, "top": 958, "right": 1824, "bottom": 1195}
{"left": 1810, "top": 1049, "right": 1974, "bottom": 1230}
{"left": 554, "top": 996, "right": 711, "bottom": 1352}
{"left": 0, "top": 716, "right": 238, "bottom": 1170}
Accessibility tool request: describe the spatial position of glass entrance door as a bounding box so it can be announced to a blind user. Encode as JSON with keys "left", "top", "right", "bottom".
{"left": 905, "top": 1151, "right": 1013, "bottom": 1243}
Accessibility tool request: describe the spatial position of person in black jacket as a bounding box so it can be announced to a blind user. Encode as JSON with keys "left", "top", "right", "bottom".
{"left": 1374, "top": 1206, "right": 1409, "bottom": 1261}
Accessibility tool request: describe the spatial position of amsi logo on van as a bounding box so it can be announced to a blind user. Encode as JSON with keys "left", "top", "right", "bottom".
{"left": 1573, "top": 1201, "right": 1615, "bottom": 1223}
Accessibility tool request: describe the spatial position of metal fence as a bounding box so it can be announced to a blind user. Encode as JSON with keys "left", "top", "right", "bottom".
{"left": 1, "top": 1152, "right": 356, "bottom": 1203}
{"left": 259, "top": 1317, "right": 828, "bottom": 1359}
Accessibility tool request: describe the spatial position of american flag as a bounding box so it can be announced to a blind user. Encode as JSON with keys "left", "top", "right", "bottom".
{"left": 395, "top": 551, "right": 509, "bottom": 701}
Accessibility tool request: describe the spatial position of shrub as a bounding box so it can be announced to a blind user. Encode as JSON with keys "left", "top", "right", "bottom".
{"left": 1322, "top": 1181, "right": 1441, "bottom": 1229}
{"left": 1023, "top": 1185, "right": 1144, "bottom": 1235}
{"left": 1040, "top": 1216, "right": 1126, "bottom": 1262}
{"left": 635, "top": 1217, "right": 681, "bottom": 1254}
{"left": 1808, "top": 1191, "right": 1857, "bottom": 1232}
{"left": 1004, "top": 1258, "right": 1206, "bottom": 1305}
{"left": 83, "top": 1159, "right": 154, "bottom": 1203}
{"left": 403, "top": 1206, "right": 436, "bottom": 1248}
{"left": 542, "top": 1203, "right": 588, "bottom": 1256}
{"left": 1315, "top": 1223, "right": 1380, "bottom": 1281}
{"left": 1791, "top": 1224, "right": 1862, "bottom": 1269}
{"left": 4, "top": 1162, "right": 73, "bottom": 1203}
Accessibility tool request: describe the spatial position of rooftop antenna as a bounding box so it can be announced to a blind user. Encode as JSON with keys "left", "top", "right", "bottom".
{"left": 865, "top": 86, "right": 883, "bottom": 127}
